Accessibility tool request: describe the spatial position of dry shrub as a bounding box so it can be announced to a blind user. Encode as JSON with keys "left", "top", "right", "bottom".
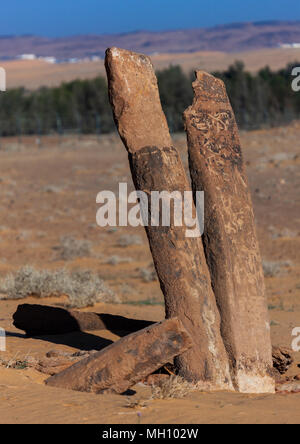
{"left": 262, "top": 260, "right": 292, "bottom": 277}
{"left": 105, "top": 255, "right": 132, "bottom": 265}
{"left": 53, "top": 236, "right": 92, "bottom": 260}
{"left": 0, "top": 266, "right": 118, "bottom": 308}
{"left": 139, "top": 264, "right": 157, "bottom": 282}
{"left": 151, "top": 376, "right": 195, "bottom": 400}
{"left": 117, "top": 235, "right": 142, "bottom": 247}
{"left": 0, "top": 357, "right": 29, "bottom": 370}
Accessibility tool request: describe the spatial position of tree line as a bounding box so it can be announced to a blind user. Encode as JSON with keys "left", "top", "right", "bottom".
{"left": 0, "top": 61, "right": 299, "bottom": 137}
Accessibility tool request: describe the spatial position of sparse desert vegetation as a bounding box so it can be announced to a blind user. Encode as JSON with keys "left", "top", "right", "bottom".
{"left": 139, "top": 264, "right": 158, "bottom": 282}
{"left": 117, "top": 234, "right": 143, "bottom": 248}
{"left": 262, "top": 260, "right": 293, "bottom": 277}
{"left": 53, "top": 236, "right": 92, "bottom": 261}
{"left": 0, "top": 266, "right": 117, "bottom": 308}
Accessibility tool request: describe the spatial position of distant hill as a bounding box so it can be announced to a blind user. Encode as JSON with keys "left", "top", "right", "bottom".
{"left": 1, "top": 21, "right": 300, "bottom": 60}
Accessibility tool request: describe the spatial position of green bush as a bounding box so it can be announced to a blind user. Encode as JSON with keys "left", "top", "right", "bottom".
{"left": 0, "top": 61, "right": 299, "bottom": 136}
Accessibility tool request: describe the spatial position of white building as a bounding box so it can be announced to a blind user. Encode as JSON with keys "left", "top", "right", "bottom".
{"left": 39, "top": 56, "right": 57, "bottom": 64}
{"left": 18, "top": 54, "right": 37, "bottom": 60}
{"left": 279, "top": 43, "right": 300, "bottom": 49}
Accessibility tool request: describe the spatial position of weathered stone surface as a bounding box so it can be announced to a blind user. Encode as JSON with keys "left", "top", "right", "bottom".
{"left": 105, "top": 47, "right": 233, "bottom": 389}
{"left": 35, "top": 351, "right": 97, "bottom": 376}
{"left": 272, "top": 346, "right": 294, "bottom": 375}
{"left": 184, "top": 71, "right": 275, "bottom": 393}
{"left": 105, "top": 47, "right": 171, "bottom": 154}
{"left": 35, "top": 357, "right": 75, "bottom": 376}
{"left": 45, "top": 318, "right": 193, "bottom": 394}
{"left": 13, "top": 304, "right": 153, "bottom": 335}
{"left": 276, "top": 380, "right": 300, "bottom": 393}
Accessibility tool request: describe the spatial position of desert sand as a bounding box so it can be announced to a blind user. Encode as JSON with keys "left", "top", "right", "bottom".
{"left": 0, "top": 123, "right": 299, "bottom": 423}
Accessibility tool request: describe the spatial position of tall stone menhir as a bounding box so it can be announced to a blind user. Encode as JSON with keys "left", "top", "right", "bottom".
{"left": 184, "top": 71, "right": 275, "bottom": 393}
{"left": 105, "top": 47, "right": 233, "bottom": 390}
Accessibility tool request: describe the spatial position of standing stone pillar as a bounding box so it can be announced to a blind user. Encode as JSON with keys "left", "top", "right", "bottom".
{"left": 105, "top": 48, "right": 233, "bottom": 390}
{"left": 184, "top": 71, "right": 274, "bottom": 393}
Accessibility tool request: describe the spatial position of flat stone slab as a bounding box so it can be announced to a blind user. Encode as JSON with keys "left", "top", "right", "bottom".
{"left": 45, "top": 318, "right": 193, "bottom": 394}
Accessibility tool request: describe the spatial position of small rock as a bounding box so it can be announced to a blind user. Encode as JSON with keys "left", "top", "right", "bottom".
{"left": 272, "top": 346, "right": 294, "bottom": 374}
{"left": 46, "top": 350, "right": 73, "bottom": 359}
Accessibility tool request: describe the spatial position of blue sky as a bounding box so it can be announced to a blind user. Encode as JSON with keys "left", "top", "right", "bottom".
{"left": 1, "top": 0, "right": 300, "bottom": 37}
